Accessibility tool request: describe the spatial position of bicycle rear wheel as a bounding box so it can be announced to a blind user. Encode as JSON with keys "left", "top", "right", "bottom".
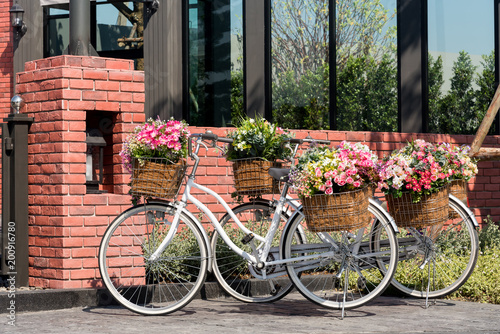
{"left": 211, "top": 200, "right": 299, "bottom": 303}
{"left": 99, "top": 203, "right": 208, "bottom": 315}
{"left": 281, "top": 201, "right": 398, "bottom": 310}
{"left": 388, "top": 196, "right": 479, "bottom": 298}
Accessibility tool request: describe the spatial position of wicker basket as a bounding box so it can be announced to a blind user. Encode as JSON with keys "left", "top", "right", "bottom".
{"left": 130, "top": 158, "right": 187, "bottom": 198}
{"left": 302, "top": 186, "right": 373, "bottom": 232}
{"left": 449, "top": 179, "right": 468, "bottom": 219}
{"left": 386, "top": 185, "right": 450, "bottom": 228}
{"left": 232, "top": 158, "right": 282, "bottom": 196}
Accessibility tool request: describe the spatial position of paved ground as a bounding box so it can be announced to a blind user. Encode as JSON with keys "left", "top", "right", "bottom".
{"left": 2, "top": 292, "right": 500, "bottom": 334}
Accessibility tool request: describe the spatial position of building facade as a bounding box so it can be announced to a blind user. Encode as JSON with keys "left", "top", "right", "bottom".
{"left": 0, "top": 0, "right": 499, "bottom": 289}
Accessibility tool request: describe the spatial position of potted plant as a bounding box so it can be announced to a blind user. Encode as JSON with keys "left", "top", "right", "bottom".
{"left": 225, "top": 116, "right": 293, "bottom": 195}
{"left": 289, "top": 141, "right": 379, "bottom": 231}
{"left": 120, "top": 117, "right": 190, "bottom": 199}
{"left": 378, "top": 139, "right": 453, "bottom": 227}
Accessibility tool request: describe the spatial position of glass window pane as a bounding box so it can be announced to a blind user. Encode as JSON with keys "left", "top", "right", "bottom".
{"left": 95, "top": 2, "right": 142, "bottom": 52}
{"left": 188, "top": 0, "right": 244, "bottom": 127}
{"left": 336, "top": 0, "right": 397, "bottom": 132}
{"left": 428, "top": 0, "right": 495, "bottom": 134}
{"left": 271, "top": 1, "right": 330, "bottom": 130}
{"left": 44, "top": 2, "right": 144, "bottom": 69}
{"left": 46, "top": 8, "right": 69, "bottom": 57}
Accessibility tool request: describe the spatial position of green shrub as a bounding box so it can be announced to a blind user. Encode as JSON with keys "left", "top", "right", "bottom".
{"left": 478, "top": 217, "right": 500, "bottom": 252}
{"left": 443, "top": 219, "right": 500, "bottom": 304}
{"left": 449, "top": 248, "right": 500, "bottom": 304}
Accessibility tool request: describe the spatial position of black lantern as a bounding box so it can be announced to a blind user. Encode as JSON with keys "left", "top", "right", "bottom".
{"left": 9, "top": 2, "right": 27, "bottom": 38}
{"left": 86, "top": 130, "right": 107, "bottom": 194}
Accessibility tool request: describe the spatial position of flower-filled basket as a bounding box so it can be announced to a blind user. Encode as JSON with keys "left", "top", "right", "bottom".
{"left": 226, "top": 116, "right": 293, "bottom": 196}
{"left": 120, "top": 118, "right": 190, "bottom": 199}
{"left": 130, "top": 158, "right": 186, "bottom": 199}
{"left": 231, "top": 158, "right": 282, "bottom": 196}
{"left": 378, "top": 139, "right": 452, "bottom": 228}
{"left": 438, "top": 143, "right": 478, "bottom": 218}
{"left": 385, "top": 185, "right": 450, "bottom": 228}
{"left": 301, "top": 186, "right": 373, "bottom": 232}
{"left": 290, "top": 142, "right": 378, "bottom": 232}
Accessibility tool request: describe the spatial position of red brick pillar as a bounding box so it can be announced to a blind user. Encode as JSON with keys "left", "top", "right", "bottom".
{"left": 16, "top": 55, "right": 145, "bottom": 289}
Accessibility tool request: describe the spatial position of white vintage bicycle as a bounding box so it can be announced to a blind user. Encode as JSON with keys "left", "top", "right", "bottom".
{"left": 98, "top": 133, "right": 399, "bottom": 315}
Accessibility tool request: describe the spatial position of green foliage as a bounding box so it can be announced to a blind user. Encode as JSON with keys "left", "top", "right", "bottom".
{"left": 272, "top": 66, "right": 330, "bottom": 130}
{"left": 271, "top": 0, "right": 397, "bottom": 132}
{"left": 225, "top": 116, "right": 293, "bottom": 161}
{"left": 336, "top": 54, "right": 397, "bottom": 131}
{"left": 474, "top": 50, "right": 497, "bottom": 134}
{"left": 428, "top": 53, "right": 444, "bottom": 132}
{"left": 396, "top": 219, "right": 500, "bottom": 304}
{"left": 230, "top": 69, "right": 245, "bottom": 124}
{"left": 142, "top": 223, "right": 202, "bottom": 282}
{"left": 450, "top": 249, "right": 500, "bottom": 304}
{"left": 478, "top": 217, "right": 500, "bottom": 252}
{"left": 429, "top": 50, "right": 495, "bottom": 135}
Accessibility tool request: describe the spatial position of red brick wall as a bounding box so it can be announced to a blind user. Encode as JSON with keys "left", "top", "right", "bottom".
{"left": 17, "top": 55, "right": 145, "bottom": 288}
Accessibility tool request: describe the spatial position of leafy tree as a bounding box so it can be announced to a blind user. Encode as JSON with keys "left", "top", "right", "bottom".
{"left": 336, "top": 0, "right": 396, "bottom": 70}
{"left": 271, "top": 0, "right": 397, "bottom": 130}
{"left": 272, "top": 65, "right": 329, "bottom": 129}
{"left": 230, "top": 69, "right": 245, "bottom": 123}
{"left": 432, "top": 51, "right": 478, "bottom": 134}
{"left": 336, "top": 54, "right": 397, "bottom": 131}
{"left": 475, "top": 50, "right": 496, "bottom": 134}
{"left": 428, "top": 53, "right": 444, "bottom": 132}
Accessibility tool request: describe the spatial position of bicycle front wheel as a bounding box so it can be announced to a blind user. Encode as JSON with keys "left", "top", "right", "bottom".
{"left": 211, "top": 200, "right": 298, "bottom": 303}
{"left": 281, "top": 202, "right": 398, "bottom": 310}
{"left": 389, "top": 196, "right": 479, "bottom": 298}
{"left": 99, "top": 203, "right": 208, "bottom": 315}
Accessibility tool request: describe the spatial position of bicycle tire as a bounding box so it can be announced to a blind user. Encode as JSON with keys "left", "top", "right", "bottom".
{"left": 387, "top": 196, "right": 479, "bottom": 298}
{"left": 281, "top": 201, "right": 398, "bottom": 310}
{"left": 211, "top": 200, "right": 300, "bottom": 303}
{"left": 99, "top": 203, "right": 208, "bottom": 315}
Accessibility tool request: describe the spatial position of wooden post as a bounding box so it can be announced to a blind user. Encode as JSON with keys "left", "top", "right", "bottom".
{"left": 469, "top": 84, "right": 500, "bottom": 158}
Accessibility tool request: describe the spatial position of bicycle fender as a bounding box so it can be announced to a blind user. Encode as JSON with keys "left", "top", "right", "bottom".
{"left": 369, "top": 198, "right": 399, "bottom": 233}
{"left": 449, "top": 194, "right": 479, "bottom": 228}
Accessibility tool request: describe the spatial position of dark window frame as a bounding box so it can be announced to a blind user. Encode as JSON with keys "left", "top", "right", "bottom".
{"left": 43, "top": 1, "right": 144, "bottom": 63}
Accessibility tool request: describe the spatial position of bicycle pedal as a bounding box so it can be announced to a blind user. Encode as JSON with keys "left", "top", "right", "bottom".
{"left": 241, "top": 233, "right": 254, "bottom": 245}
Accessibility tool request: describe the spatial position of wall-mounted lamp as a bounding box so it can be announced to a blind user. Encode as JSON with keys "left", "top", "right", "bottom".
{"left": 142, "top": 0, "right": 159, "bottom": 15}
{"left": 9, "top": 2, "right": 27, "bottom": 38}
{"left": 86, "top": 129, "right": 107, "bottom": 194}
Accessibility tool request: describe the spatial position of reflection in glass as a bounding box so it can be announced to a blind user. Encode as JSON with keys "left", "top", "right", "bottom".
{"left": 45, "top": 2, "right": 144, "bottom": 69}
{"left": 46, "top": 8, "right": 69, "bottom": 57}
{"left": 335, "top": 0, "right": 397, "bottom": 132}
{"left": 428, "top": 0, "right": 495, "bottom": 134}
{"left": 271, "top": 1, "right": 330, "bottom": 130}
{"left": 271, "top": 0, "right": 397, "bottom": 132}
{"left": 188, "top": 0, "right": 243, "bottom": 127}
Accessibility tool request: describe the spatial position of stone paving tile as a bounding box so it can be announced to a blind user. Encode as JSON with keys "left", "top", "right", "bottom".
{"left": 2, "top": 293, "right": 500, "bottom": 334}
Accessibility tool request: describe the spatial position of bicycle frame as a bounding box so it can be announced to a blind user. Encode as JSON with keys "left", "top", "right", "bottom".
{"left": 147, "top": 134, "right": 396, "bottom": 279}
